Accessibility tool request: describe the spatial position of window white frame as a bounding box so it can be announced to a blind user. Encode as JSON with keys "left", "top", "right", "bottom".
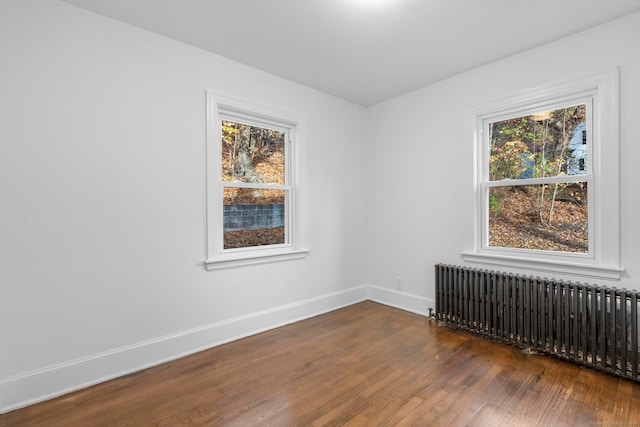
{"left": 483, "top": 97, "right": 594, "bottom": 254}
{"left": 205, "top": 93, "right": 308, "bottom": 270}
{"left": 462, "top": 69, "right": 623, "bottom": 280}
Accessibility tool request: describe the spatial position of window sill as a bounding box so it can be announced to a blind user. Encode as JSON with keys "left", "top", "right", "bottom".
{"left": 461, "top": 251, "right": 623, "bottom": 280}
{"left": 205, "top": 248, "right": 309, "bottom": 271}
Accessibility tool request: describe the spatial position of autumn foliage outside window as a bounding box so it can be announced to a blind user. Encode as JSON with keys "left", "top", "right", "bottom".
{"left": 487, "top": 103, "right": 589, "bottom": 253}
{"left": 221, "top": 120, "right": 289, "bottom": 249}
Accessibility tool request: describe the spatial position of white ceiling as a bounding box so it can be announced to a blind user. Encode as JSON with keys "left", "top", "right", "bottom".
{"left": 61, "top": 0, "right": 640, "bottom": 106}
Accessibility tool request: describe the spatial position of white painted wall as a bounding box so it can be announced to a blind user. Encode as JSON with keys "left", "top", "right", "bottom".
{"left": 3, "top": 0, "right": 640, "bottom": 414}
{"left": 366, "top": 12, "right": 640, "bottom": 299}
{"left": 0, "top": 0, "right": 368, "bottom": 411}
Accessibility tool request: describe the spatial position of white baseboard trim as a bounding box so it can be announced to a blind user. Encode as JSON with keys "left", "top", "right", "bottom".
{"left": 0, "top": 285, "right": 434, "bottom": 414}
{"left": 367, "top": 285, "right": 434, "bottom": 317}
{"left": 0, "top": 285, "right": 368, "bottom": 414}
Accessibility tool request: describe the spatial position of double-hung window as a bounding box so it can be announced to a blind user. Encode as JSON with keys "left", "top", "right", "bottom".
{"left": 205, "top": 94, "right": 308, "bottom": 270}
{"left": 463, "top": 69, "right": 622, "bottom": 279}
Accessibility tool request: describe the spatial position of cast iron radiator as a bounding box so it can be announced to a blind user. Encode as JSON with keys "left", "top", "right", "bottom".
{"left": 435, "top": 264, "right": 640, "bottom": 381}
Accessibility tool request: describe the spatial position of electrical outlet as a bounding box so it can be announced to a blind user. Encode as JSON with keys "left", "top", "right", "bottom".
{"left": 395, "top": 276, "right": 404, "bottom": 290}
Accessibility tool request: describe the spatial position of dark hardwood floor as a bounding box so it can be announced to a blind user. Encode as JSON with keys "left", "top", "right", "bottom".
{"left": 2, "top": 301, "right": 640, "bottom": 426}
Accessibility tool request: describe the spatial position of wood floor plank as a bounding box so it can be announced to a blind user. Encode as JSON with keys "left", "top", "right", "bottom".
{"left": 2, "top": 301, "right": 640, "bottom": 426}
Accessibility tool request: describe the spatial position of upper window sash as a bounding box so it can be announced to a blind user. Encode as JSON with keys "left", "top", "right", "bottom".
{"left": 481, "top": 98, "right": 593, "bottom": 186}
{"left": 218, "top": 116, "right": 291, "bottom": 191}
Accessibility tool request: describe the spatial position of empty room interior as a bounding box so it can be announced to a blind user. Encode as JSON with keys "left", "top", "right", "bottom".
{"left": 3, "top": 0, "right": 640, "bottom": 425}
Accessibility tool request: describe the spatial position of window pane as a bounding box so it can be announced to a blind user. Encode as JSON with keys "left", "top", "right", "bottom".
{"left": 223, "top": 188, "right": 287, "bottom": 249}
{"left": 489, "top": 105, "right": 587, "bottom": 181}
{"left": 221, "top": 120, "right": 285, "bottom": 184}
{"left": 488, "top": 184, "right": 588, "bottom": 253}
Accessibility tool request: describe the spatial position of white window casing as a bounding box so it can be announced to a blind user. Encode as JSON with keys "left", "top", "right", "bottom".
{"left": 462, "top": 69, "right": 622, "bottom": 280}
{"left": 205, "top": 93, "right": 309, "bottom": 270}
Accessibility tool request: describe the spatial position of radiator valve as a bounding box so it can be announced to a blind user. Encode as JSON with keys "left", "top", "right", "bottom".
{"left": 428, "top": 307, "right": 433, "bottom": 320}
